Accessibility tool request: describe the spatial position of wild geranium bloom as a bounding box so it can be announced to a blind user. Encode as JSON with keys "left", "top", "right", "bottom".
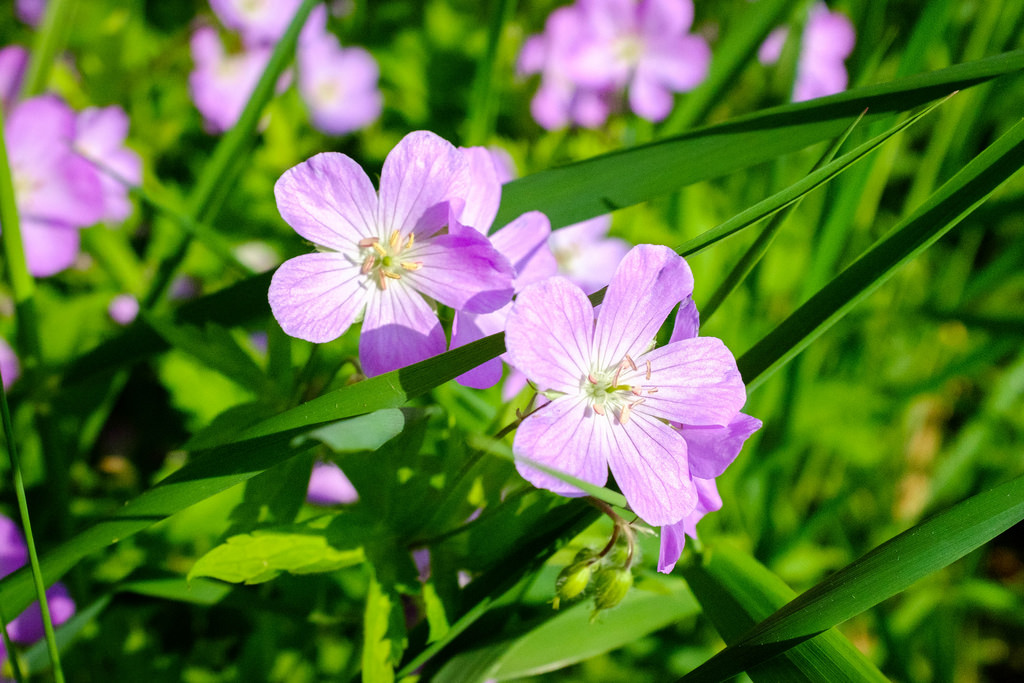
{"left": 296, "top": 22, "right": 382, "bottom": 136}
{"left": 269, "top": 131, "right": 514, "bottom": 376}
{"left": 656, "top": 298, "right": 761, "bottom": 572}
{"left": 306, "top": 461, "right": 359, "bottom": 506}
{"left": 3, "top": 96, "right": 104, "bottom": 277}
{"left": 549, "top": 215, "right": 630, "bottom": 295}
{"left": 505, "top": 245, "right": 747, "bottom": 526}
{"left": 759, "top": 3, "right": 855, "bottom": 102}
{"left": 74, "top": 106, "right": 143, "bottom": 223}
{"left": 569, "top": 0, "right": 711, "bottom": 121}
{"left": 189, "top": 25, "right": 274, "bottom": 133}
{"left": 450, "top": 146, "right": 557, "bottom": 389}
{"left": 0, "top": 514, "right": 76, "bottom": 664}
{"left": 209, "top": 0, "right": 303, "bottom": 46}
{"left": 0, "top": 337, "right": 18, "bottom": 389}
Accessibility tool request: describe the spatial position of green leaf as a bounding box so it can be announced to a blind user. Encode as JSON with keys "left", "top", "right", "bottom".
{"left": 188, "top": 527, "right": 365, "bottom": 585}
{"left": 679, "top": 474, "right": 1024, "bottom": 682}
{"left": 364, "top": 568, "right": 407, "bottom": 683}
{"left": 20, "top": 596, "right": 111, "bottom": 676}
{"left": 145, "top": 317, "right": 270, "bottom": 394}
{"left": 681, "top": 546, "right": 888, "bottom": 683}
{"left": 119, "top": 576, "right": 233, "bottom": 606}
{"left": 738, "top": 116, "right": 1024, "bottom": 390}
{"left": 495, "top": 51, "right": 1024, "bottom": 229}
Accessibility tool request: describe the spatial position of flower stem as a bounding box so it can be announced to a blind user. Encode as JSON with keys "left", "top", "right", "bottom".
{"left": 0, "top": 612, "right": 26, "bottom": 682}
{"left": 21, "top": 0, "right": 77, "bottom": 98}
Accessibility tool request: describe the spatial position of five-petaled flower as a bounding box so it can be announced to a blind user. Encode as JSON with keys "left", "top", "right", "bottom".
{"left": 269, "top": 131, "right": 514, "bottom": 377}
{"left": 505, "top": 244, "right": 749, "bottom": 526}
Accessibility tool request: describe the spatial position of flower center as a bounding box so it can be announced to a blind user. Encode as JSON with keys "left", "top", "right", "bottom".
{"left": 583, "top": 354, "right": 659, "bottom": 425}
{"left": 358, "top": 230, "right": 422, "bottom": 291}
{"left": 615, "top": 35, "right": 644, "bottom": 68}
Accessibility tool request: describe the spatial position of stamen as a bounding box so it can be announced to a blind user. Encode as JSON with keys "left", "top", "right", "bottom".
{"left": 592, "top": 403, "right": 606, "bottom": 416}
{"left": 588, "top": 373, "right": 599, "bottom": 385}
{"left": 372, "top": 242, "right": 387, "bottom": 258}
{"left": 612, "top": 362, "right": 624, "bottom": 387}
{"left": 358, "top": 237, "right": 379, "bottom": 248}
{"left": 360, "top": 254, "right": 376, "bottom": 274}
{"left": 645, "top": 360, "right": 651, "bottom": 380}
{"left": 631, "top": 387, "right": 643, "bottom": 396}
{"left": 619, "top": 402, "right": 634, "bottom": 424}
{"left": 378, "top": 270, "right": 387, "bottom": 290}
{"left": 400, "top": 261, "right": 422, "bottom": 271}
{"left": 382, "top": 270, "right": 402, "bottom": 280}
{"left": 389, "top": 230, "right": 401, "bottom": 250}
{"left": 646, "top": 388, "right": 658, "bottom": 395}
{"left": 406, "top": 233, "right": 415, "bottom": 249}
{"left": 624, "top": 354, "right": 637, "bottom": 371}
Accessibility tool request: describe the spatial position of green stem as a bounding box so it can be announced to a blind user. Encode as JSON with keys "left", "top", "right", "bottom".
{"left": 464, "top": 0, "right": 516, "bottom": 145}
{"left": 21, "top": 0, "right": 77, "bottom": 97}
{"left": 0, "top": 611, "right": 26, "bottom": 682}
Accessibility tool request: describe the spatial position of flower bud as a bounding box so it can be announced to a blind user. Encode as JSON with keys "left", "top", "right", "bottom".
{"left": 553, "top": 560, "right": 594, "bottom": 609}
{"left": 592, "top": 567, "right": 633, "bottom": 612}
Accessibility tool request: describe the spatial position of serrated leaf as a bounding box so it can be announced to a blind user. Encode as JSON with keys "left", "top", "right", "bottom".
{"left": 188, "top": 530, "right": 365, "bottom": 585}
{"left": 364, "top": 569, "right": 407, "bottom": 683}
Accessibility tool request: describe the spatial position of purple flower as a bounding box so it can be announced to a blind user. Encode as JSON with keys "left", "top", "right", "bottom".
{"left": 0, "top": 45, "right": 28, "bottom": 110}
{"left": 0, "top": 514, "right": 76, "bottom": 664}
{"left": 655, "top": 298, "right": 761, "bottom": 572}
{"left": 570, "top": 0, "right": 711, "bottom": 121}
{"left": 450, "top": 147, "right": 557, "bottom": 389}
{"left": 296, "top": 22, "right": 382, "bottom": 136}
{"left": 759, "top": 3, "right": 855, "bottom": 102}
{"left": 15, "top": 0, "right": 46, "bottom": 26}
{"left": 2, "top": 96, "right": 104, "bottom": 277}
{"left": 74, "top": 106, "right": 142, "bottom": 224}
{"left": 209, "top": 0, "right": 303, "bottom": 46}
{"left": 549, "top": 215, "right": 630, "bottom": 295}
{"left": 268, "top": 131, "right": 515, "bottom": 376}
{"left": 189, "top": 25, "right": 275, "bottom": 134}
{"left": 108, "top": 294, "right": 140, "bottom": 326}
{"left": 306, "top": 461, "right": 359, "bottom": 506}
{"left": 504, "top": 244, "right": 748, "bottom": 526}
{"left": 0, "top": 337, "right": 18, "bottom": 390}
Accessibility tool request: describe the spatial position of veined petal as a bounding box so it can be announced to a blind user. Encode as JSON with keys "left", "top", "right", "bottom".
{"left": 458, "top": 146, "right": 502, "bottom": 234}
{"left": 489, "top": 211, "right": 557, "bottom": 291}
{"left": 670, "top": 296, "right": 700, "bottom": 342}
{"left": 274, "top": 152, "right": 379, "bottom": 251}
{"left": 268, "top": 253, "right": 369, "bottom": 343}
{"left": 682, "top": 412, "right": 762, "bottom": 479}
{"left": 606, "top": 410, "right": 695, "bottom": 526}
{"left": 505, "top": 277, "right": 594, "bottom": 394}
{"left": 378, "top": 130, "right": 468, "bottom": 238}
{"left": 403, "top": 226, "right": 514, "bottom": 314}
{"left": 452, "top": 306, "right": 509, "bottom": 389}
{"left": 514, "top": 395, "right": 611, "bottom": 497}
{"left": 593, "top": 244, "right": 693, "bottom": 370}
{"left": 360, "top": 282, "right": 445, "bottom": 376}
{"left": 636, "top": 337, "right": 747, "bottom": 427}
{"left": 657, "top": 476, "right": 722, "bottom": 573}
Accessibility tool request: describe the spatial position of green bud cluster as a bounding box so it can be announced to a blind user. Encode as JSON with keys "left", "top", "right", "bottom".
{"left": 551, "top": 541, "right": 635, "bottom": 617}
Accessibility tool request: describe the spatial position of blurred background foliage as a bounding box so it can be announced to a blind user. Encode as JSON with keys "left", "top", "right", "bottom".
{"left": 0, "top": 0, "right": 1022, "bottom": 681}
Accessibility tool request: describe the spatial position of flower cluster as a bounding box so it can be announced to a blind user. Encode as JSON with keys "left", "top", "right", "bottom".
{"left": 191, "top": 1, "right": 381, "bottom": 136}
{"left": 518, "top": 0, "right": 711, "bottom": 129}
{"left": 758, "top": 2, "right": 856, "bottom": 102}
{"left": 503, "top": 245, "right": 759, "bottom": 572}
{"left": 0, "top": 514, "right": 76, "bottom": 665}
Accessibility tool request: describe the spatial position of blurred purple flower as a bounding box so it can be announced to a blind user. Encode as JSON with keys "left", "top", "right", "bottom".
{"left": 656, "top": 298, "right": 761, "bottom": 572}
{"left": 759, "top": 3, "right": 855, "bottom": 102}
{"left": 0, "top": 514, "right": 76, "bottom": 664}
{"left": 0, "top": 45, "right": 28, "bottom": 110}
{"left": 505, "top": 245, "right": 747, "bottom": 526}
{"left": 3, "top": 96, "right": 104, "bottom": 277}
{"left": 15, "top": 0, "right": 46, "bottom": 26}
{"left": 450, "top": 146, "right": 557, "bottom": 389}
{"left": 268, "top": 131, "right": 514, "bottom": 376}
{"left": 0, "top": 337, "right": 18, "bottom": 390}
{"left": 74, "top": 106, "right": 142, "bottom": 223}
{"left": 549, "top": 215, "right": 630, "bottom": 296}
{"left": 209, "top": 0, "right": 303, "bottom": 46}
{"left": 189, "top": 25, "right": 275, "bottom": 134}
{"left": 306, "top": 461, "right": 359, "bottom": 505}
{"left": 108, "top": 294, "right": 140, "bottom": 326}
{"left": 296, "top": 22, "right": 382, "bottom": 136}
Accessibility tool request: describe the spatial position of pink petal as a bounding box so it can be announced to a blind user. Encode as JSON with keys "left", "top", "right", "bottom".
{"left": 637, "top": 34, "right": 711, "bottom": 93}
{"left": 359, "top": 283, "right": 446, "bottom": 376}
{"left": 0, "top": 513, "right": 28, "bottom": 576}
{"left": 639, "top": 0, "right": 693, "bottom": 35}
{"left": 275, "top": 152, "right": 379, "bottom": 251}
{"left": 682, "top": 412, "right": 762, "bottom": 479}
{"left": 629, "top": 74, "right": 675, "bottom": 121}
{"left": 402, "top": 223, "right": 514, "bottom": 314}
{"left": 307, "top": 461, "right": 359, "bottom": 505}
{"left": 8, "top": 583, "right": 75, "bottom": 644}
{"left": 592, "top": 244, "right": 694, "bottom": 370}
{"left": 634, "top": 337, "right": 747, "bottom": 427}
{"left": 452, "top": 306, "right": 509, "bottom": 389}
{"left": 605, "top": 410, "right": 695, "bottom": 526}
{"left": 457, "top": 146, "right": 503, "bottom": 234}
{"left": 505, "top": 277, "right": 595, "bottom": 394}
{"left": 19, "top": 219, "right": 81, "bottom": 277}
{"left": 268, "top": 253, "right": 369, "bottom": 343}
{"left": 0, "top": 338, "right": 19, "bottom": 391}
{"left": 657, "top": 476, "right": 722, "bottom": 573}
{"left": 758, "top": 27, "right": 789, "bottom": 66}
{"left": 378, "top": 131, "right": 468, "bottom": 238}
{"left": 514, "top": 395, "right": 611, "bottom": 497}
{"left": 670, "top": 296, "right": 700, "bottom": 342}
{"left": 489, "top": 211, "right": 557, "bottom": 291}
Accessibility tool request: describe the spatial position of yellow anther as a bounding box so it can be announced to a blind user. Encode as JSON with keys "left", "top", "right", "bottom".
{"left": 382, "top": 270, "right": 402, "bottom": 280}
{"left": 645, "top": 360, "right": 651, "bottom": 380}
{"left": 360, "top": 254, "right": 376, "bottom": 274}
{"left": 372, "top": 242, "right": 387, "bottom": 258}
{"left": 400, "top": 261, "right": 423, "bottom": 271}
{"left": 389, "top": 230, "right": 401, "bottom": 250}
{"left": 592, "top": 403, "right": 606, "bottom": 416}
{"left": 406, "top": 233, "right": 415, "bottom": 249}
